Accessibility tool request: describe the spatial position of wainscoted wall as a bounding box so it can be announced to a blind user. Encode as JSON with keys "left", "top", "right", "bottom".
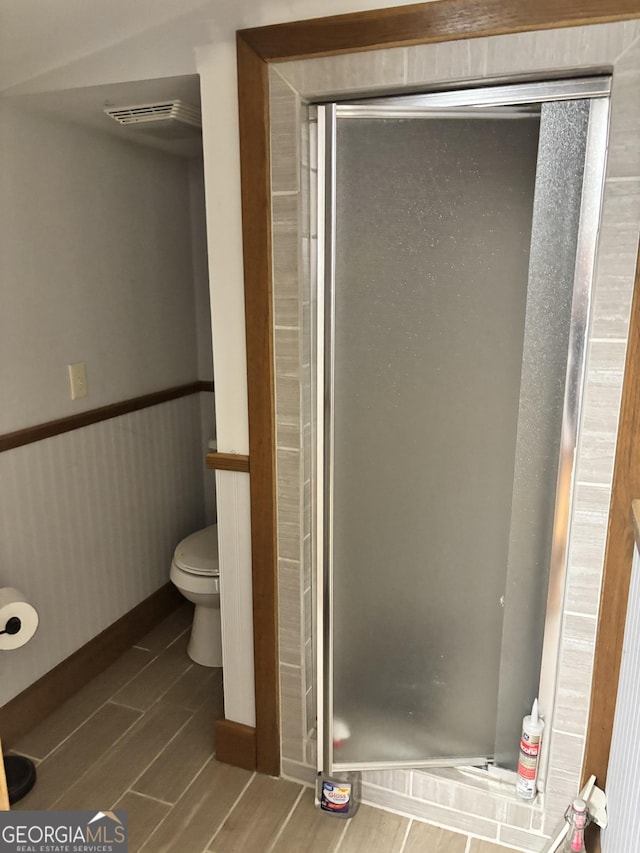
{"left": 0, "top": 393, "right": 206, "bottom": 706}
{"left": 270, "top": 21, "right": 640, "bottom": 852}
{"left": 0, "top": 98, "right": 215, "bottom": 708}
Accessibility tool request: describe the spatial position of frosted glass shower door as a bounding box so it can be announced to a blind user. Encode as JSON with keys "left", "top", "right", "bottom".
{"left": 318, "top": 80, "right": 610, "bottom": 772}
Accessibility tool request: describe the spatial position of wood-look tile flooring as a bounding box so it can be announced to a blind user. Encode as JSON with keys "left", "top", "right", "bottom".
{"left": 11, "top": 606, "right": 519, "bottom": 853}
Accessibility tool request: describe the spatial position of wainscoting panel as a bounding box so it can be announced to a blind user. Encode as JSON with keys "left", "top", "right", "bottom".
{"left": 602, "top": 544, "right": 640, "bottom": 851}
{"left": 0, "top": 394, "right": 206, "bottom": 706}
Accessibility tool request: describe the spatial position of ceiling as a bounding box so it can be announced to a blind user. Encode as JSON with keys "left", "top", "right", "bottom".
{"left": 0, "top": 0, "right": 212, "bottom": 92}
{"left": 11, "top": 74, "right": 204, "bottom": 158}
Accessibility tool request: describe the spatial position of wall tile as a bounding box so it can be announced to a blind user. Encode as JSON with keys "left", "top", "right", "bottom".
{"left": 553, "top": 615, "right": 597, "bottom": 740}
{"left": 303, "top": 534, "right": 312, "bottom": 592}
{"left": 300, "top": 159, "right": 312, "bottom": 238}
{"left": 273, "top": 228, "right": 301, "bottom": 306}
{"left": 273, "top": 48, "right": 407, "bottom": 100}
{"left": 303, "top": 585, "right": 312, "bottom": 634}
{"left": 575, "top": 339, "right": 627, "bottom": 485}
{"left": 303, "top": 423, "right": 312, "bottom": 486}
{"left": 277, "top": 447, "right": 302, "bottom": 524}
{"left": 279, "top": 560, "right": 303, "bottom": 667}
{"left": 590, "top": 275, "right": 635, "bottom": 341}
{"left": 413, "top": 768, "right": 533, "bottom": 831}
{"left": 411, "top": 770, "right": 455, "bottom": 808}
{"left": 273, "top": 211, "right": 302, "bottom": 331}
{"left": 281, "top": 664, "right": 306, "bottom": 763}
{"left": 305, "top": 734, "right": 317, "bottom": 768}
{"left": 545, "top": 730, "right": 585, "bottom": 813}
{"left": 542, "top": 791, "right": 575, "bottom": 837}
{"left": 450, "top": 780, "right": 530, "bottom": 829}
{"left": 499, "top": 825, "right": 547, "bottom": 852}
{"left": 301, "top": 294, "right": 312, "bottom": 367}
{"left": 277, "top": 414, "right": 302, "bottom": 451}
{"left": 407, "top": 38, "right": 487, "bottom": 86}
{"left": 531, "top": 809, "right": 544, "bottom": 832}
{"left": 305, "top": 686, "right": 315, "bottom": 736}
{"left": 547, "top": 727, "right": 586, "bottom": 779}
{"left": 279, "top": 521, "right": 303, "bottom": 562}
{"left": 272, "top": 193, "right": 299, "bottom": 229}
{"left": 565, "top": 484, "right": 610, "bottom": 617}
{"left": 363, "top": 769, "right": 411, "bottom": 795}
{"left": 591, "top": 179, "right": 640, "bottom": 339}
{"left": 304, "top": 641, "right": 315, "bottom": 737}
{"left": 275, "top": 375, "right": 301, "bottom": 435}
{"left": 485, "top": 22, "right": 639, "bottom": 78}
{"left": 553, "top": 613, "right": 598, "bottom": 738}
{"left": 601, "top": 179, "right": 640, "bottom": 249}
{"left": 303, "top": 482, "right": 312, "bottom": 552}
{"left": 362, "top": 782, "right": 499, "bottom": 838}
{"left": 270, "top": 70, "right": 300, "bottom": 193}
{"left": 275, "top": 327, "right": 302, "bottom": 379}
{"left": 281, "top": 758, "right": 317, "bottom": 785}
{"left": 304, "top": 638, "right": 313, "bottom": 690}
{"left": 300, "top": 106, "right": 311, "bottom": 171}
{"left": 607, "top": 41, "right": 640, "bottom": 179}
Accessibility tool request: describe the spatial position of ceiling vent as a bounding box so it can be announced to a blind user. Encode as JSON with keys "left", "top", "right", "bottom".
{"left": 104, "top": 100, "right": 201, "bottom": 139}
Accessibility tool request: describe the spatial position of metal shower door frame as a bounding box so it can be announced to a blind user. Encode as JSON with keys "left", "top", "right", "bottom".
{"left": 315, "top": 77, "right": 610, "bottom": 776}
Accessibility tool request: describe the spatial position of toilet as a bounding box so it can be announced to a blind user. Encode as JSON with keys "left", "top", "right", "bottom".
{"left": 170, "top": 524, "right": 221, "bottom": 668}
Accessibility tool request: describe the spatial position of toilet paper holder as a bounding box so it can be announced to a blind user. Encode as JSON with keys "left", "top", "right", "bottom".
{"left": 0, "top": 617, "right": 22, "bottom": 636}
{"left": 0, "top": 588, "right": 39, "bottom": 650}
{"left": 0, "top": 588, "right": 39, "bottom": 804}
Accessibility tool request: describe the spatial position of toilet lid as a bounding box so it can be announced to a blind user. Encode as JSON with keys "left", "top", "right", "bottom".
{"left": 173, "top": 524, "right": 219, "bottom": 576}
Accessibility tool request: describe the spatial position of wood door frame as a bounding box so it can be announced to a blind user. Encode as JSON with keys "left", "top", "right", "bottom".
{"left": 235, "top": 0, "right": 640, "bottom": 780}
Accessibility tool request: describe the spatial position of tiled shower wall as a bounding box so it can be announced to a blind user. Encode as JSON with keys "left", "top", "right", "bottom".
{"left": 271, "top": 22, "right": 640, "bottom": 852}
{"left": 0, "top": 393, "right": 209, "bottom": 706}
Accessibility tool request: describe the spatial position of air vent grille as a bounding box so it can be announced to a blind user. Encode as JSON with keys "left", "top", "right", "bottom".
{"left": 104, "top": 100, "right": 201, "bottom": 138}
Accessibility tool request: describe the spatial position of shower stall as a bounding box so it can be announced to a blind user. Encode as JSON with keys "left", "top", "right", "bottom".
{"left": 315, "top": 78, "right": 610, "bottom": 777}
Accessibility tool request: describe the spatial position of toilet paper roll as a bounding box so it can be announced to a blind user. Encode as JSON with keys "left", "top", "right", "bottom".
{"left": 0, "top": 588, "right": 39, "bottom": 650}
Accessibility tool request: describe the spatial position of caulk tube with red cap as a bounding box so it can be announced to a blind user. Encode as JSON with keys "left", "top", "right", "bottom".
{"left": 516, "top": 698, "right": 545, "bottom": 800}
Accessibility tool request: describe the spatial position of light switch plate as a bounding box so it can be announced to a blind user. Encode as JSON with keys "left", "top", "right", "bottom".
{"left": 68, "top": 362, "right": 88, "bottom": 400}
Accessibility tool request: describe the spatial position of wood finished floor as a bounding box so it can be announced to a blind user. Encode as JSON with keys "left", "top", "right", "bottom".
{"left": 11, "top": 606, "right": 519, "bottom": 852}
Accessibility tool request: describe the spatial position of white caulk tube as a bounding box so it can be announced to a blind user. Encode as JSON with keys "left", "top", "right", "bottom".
{"left": 516, "top": 698, "right": 545, "bottom": 800}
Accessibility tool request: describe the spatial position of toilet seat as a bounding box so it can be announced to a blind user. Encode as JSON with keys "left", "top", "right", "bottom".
{"left": 173, "top": 524, "right": 219, "bottom": 577}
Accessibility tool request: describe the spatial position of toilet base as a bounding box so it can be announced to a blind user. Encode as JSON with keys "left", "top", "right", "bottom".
{"left": 188, "top": 603, "right": 222, "bottom": 667}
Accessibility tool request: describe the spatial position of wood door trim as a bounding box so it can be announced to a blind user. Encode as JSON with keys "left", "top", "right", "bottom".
{"left": 235, "top": 0, "right": 640, "bottom": 786}
{"left": 583, "top": 246, "right": 640, "bottom": 787}
{"left": 239, "top": 0, "right": 640, "bottom": 61}
{"left": 206, "top": 452, "right": 250, "bottom": 473}
{"left": 237, "top": 33, "right": 280, "bottom": 777}
{"left": 214, "top": 719, "right": 257, "bottom": 771}
{"left": 0, "top": 381, "right": 214, "bottom": 453}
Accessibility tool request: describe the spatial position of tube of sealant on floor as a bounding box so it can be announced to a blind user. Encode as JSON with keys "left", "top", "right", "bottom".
{"left": 516, "top": 698, "right": 545, "bottom": 801}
